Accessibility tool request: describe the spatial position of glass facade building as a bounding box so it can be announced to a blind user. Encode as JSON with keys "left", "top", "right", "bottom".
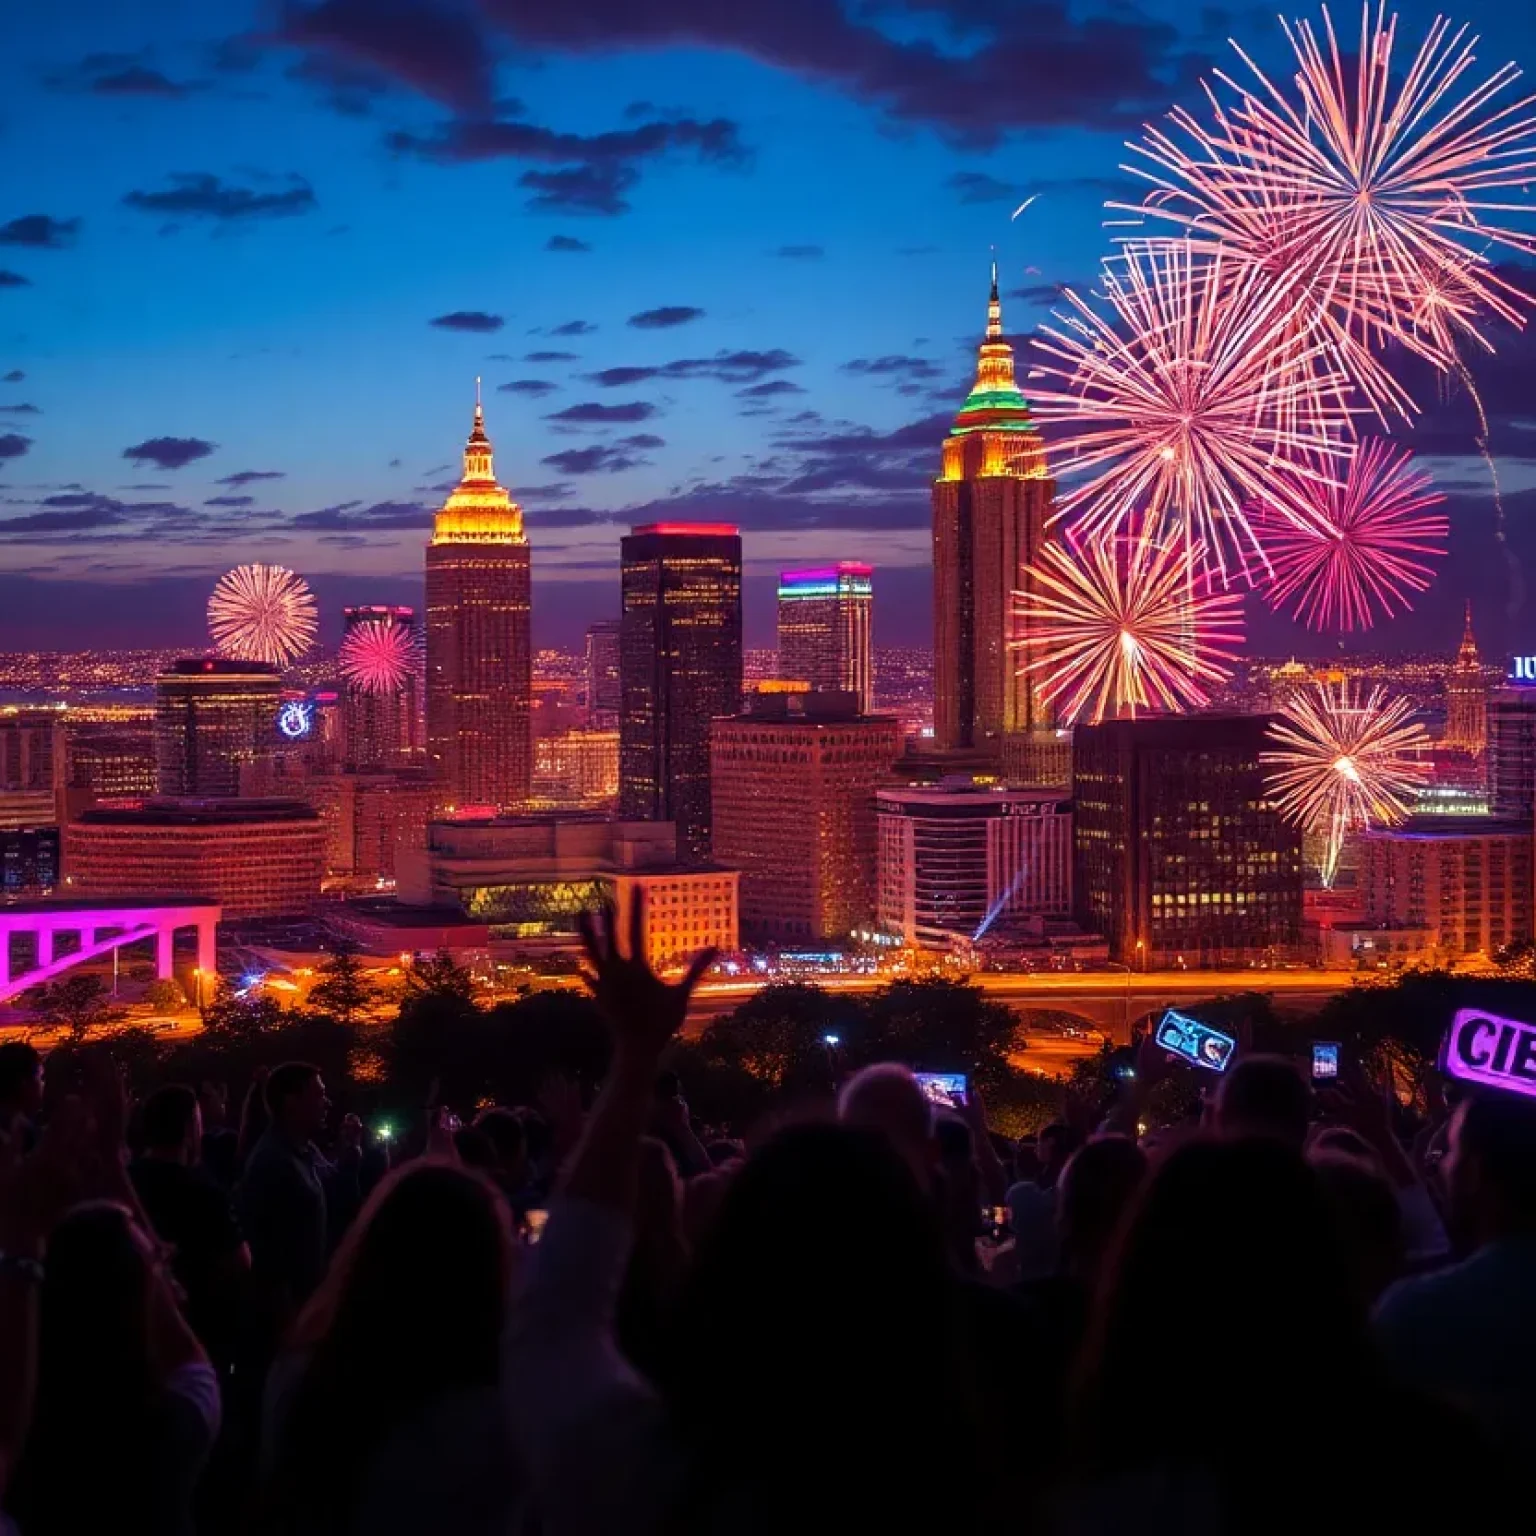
{"left": 619, "top": 523, "right": 743, "bottom": 863}
{"left": 1072, "top": 714, "right": 1303, "bottom": 966}
{"left": 776, "top": 564, "right": 874, "bottom": 714}
{"left": 154, "top": 658, "right": 282, "bottom": 798}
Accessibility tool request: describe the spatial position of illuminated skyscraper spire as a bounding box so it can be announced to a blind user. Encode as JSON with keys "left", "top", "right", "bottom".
{"left": 987, "top": 256, "right": 1003, "bottom": 339}
{"left": 433, "top": 385, "right": 522, "bottom": 543}
{"left": 1445, "top": 600, "right": 1487, "bottom": 757}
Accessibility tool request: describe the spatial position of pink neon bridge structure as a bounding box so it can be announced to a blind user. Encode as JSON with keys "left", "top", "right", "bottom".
{"left": 0, "top": 897, "right": 221, "bottom": 1005}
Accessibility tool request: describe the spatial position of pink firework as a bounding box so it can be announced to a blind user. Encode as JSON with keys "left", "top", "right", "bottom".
{"left": 1029, "top": 240, "right": 1353, "bottom": 585}
{"left": 208, "top": 564, "right": 317, "bottom": 668}
{"left": 1113, "top": 4, "right": 1536, "bottom": 396}
{"left": 339, "top": 615, "right": 420, "bottom": 694}
{"left": 1257, "top": 439, "right": 1447, "bottom": 632}
{"left": 1014, "top": 526, "right": 1246, "bottom": 726}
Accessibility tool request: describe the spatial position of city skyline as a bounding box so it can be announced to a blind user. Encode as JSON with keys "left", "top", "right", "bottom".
{"left": 4, "top": 1, "right": 1536, "bottom": 658}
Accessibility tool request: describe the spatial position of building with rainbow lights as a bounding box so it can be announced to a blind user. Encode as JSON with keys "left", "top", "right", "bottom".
{"left": 932, "top": 267, "right": 1057, "bottom": 769}
{"left": 776, "top": 563, "right": 874, "bottom": 714}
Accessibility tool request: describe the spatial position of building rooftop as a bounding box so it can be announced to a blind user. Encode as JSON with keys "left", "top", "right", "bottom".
{"left": 0, "top": 895, "right": 221, "bottom": 915}
{"left": 1369, "top": 817, "right": 1533, "bottom": 840}
{"left": 160, "top": 657, "right": 280, "bottom": 679}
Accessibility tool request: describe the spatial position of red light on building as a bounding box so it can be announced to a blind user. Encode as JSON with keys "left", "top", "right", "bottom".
{"left": 631, "top": 522, "right": 740, "bottom": 537}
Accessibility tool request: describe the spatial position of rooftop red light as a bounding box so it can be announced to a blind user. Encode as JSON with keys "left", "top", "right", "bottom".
{"left": 631, "top": 522, "right": 740, "bottom": 537}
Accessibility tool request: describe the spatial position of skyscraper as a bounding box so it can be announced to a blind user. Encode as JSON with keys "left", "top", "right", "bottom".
{"left": 584, "top": 619, "right": 622, "bottom": 726}
{"left": 1072, "top": 714, "right": 1303, "bottom": 966}
{"left": 711, "top": 691, "right": 900, "bottom": 941}
{"left": 777, "top": 564, "right": 874, "bottom": 713}
{"left": 932, "top": 266, "right": 1056, "bottom": 759}
{"left": 619, "top": 522, "right": 742, "bottom": 862}
{"left": 341, "top": 604, "right": 423, "bottom": 770}
{"left": 154, "top": 658, "right": 283, "bottom": 797}
{"left": 1488, "top": 676, "right": 1536, "bottom": 820}
{"left": 1444, "top": 602, "right": 1488, "bottom": 756}
{"left": 425, "top": 391, "right": 532, "bottom": 812}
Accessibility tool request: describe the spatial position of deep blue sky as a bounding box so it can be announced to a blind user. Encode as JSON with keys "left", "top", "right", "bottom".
{"left": 2, "top": 0, "right": 1535, "bottom": 656}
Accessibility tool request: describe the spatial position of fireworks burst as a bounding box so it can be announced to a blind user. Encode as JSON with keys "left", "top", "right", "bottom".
{"left": 1014, "top": 527, "right": 1245, "bottom": 726}
{"left": 208, "top": 564, "right": 318, "bottom": 668}
{"left": 1029, "top": 241, "right": 1353, "bottom": 584}
{"left": 1114, "top": 4, "right": 1536, "bottom": 393}
{"left": 1262, "top": 680, "right": 1431, "bottom": 885}
{"left": 1257, "top": 438, "right": 1448, "bottom": 631}
{"left": 339, "top": 614, "right": 421, "bottom": 695}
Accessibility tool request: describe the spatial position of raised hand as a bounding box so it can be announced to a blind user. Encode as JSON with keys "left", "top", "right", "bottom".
{"left": 577, "top": 896, "right": 715, "bottom": 1063}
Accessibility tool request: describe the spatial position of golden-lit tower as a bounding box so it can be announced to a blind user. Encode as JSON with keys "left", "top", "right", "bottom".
{"left": 1445, "top": 600, "right": 1488, "bottom": 756}
{"left": 425, "top": 385, "right": 532, "bottom": 811}
{"left": 932, "top": 264, "right": 1056, "bottom": 763}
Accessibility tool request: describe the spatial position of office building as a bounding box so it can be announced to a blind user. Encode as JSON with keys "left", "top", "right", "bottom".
{"left": 341, "top": 604, "right": 423, "bottom": 770}
{"left": 533, "top": 728, "right": 620, "bottom": 808}
{"left": 68, "top": 718, "right": 157, "bottom": 801}
{"left": 64, "top": 798, "right": 324, "bottom": 920}
{"left": 1488, "top": 676, "right": 1536, "bottom": 821}
{"left": 1073, "top": 714, "right": 1303, "bottom": 966}
{"left": 425, "top": 393, "right": 532, "bottom": 812}
{"left": 0, "top": 708, "right": 65, "bottom": 798}
{"left": 584, "top": 620, "right": 622, "bottom": 726}
{"left": 777, "top": 564, "right": 874, "bottom": 714}
{"left": 397, "top": 814, "right": 738, "bottom": 969}
{"left": 712, "top": 691, "right": 901, "bottom": 942}
{"left": 1444, "top": 603, "right": 1488, "bottom": 756}
{"left": 932, "top": 267, "right": 1055, "bottom": 759}
{"left": 303, "top": 769, "right": 437, "bottom": 886}
{"left": 1, "top": 827, "right": 60, "bottom": 895}
{"left": 876, "top": 781, "right": 1071, "bottom": 950}
{"left": 619, "top": 522, "right": 743, "bottom": 862}
{"left": 154, "top": 658, "right": 283, "bottom": 797}
{"left": 1359, "top": 819, "right": 1533, "bottom": 962}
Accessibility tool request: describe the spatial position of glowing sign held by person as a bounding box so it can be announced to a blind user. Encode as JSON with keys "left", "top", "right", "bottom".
{"left": 1441, "top": 1009, "right": 1536, "bottom": 1099}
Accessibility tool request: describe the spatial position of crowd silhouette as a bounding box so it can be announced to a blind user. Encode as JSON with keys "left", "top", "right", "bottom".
{"left": 0, "top": 900, "right": 1531, "bottom": 1534}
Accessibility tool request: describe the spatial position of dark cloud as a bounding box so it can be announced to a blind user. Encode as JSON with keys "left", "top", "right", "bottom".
{"left": 498, "top": 378, "right": 559, "bottom": 396}
{"left": 618, "top": 433, "right": 665, "bottom": 449}
{"left": 550, "top": 319, "right": 595, "bottom": 336}
{"left": 542, "top": 445, "right": 646, "bottom": 474}
{"left": 737, "top": 379, "right": 805, "bottom": 399}
{"left": 525, "top": 349, "right": 577, "bottom": 363}
{"left": 1, "top": 371, "right": 22, "bottom": 382}
{"left": 389, "top": 112, "right": 746, "bottom": 215}
{"left": 0, "top": 216, "right": 80, "bottom": 249}
{"left": 0, "top": 404, "right": 40, "bottom": 415}
{"left": 585, "top": 348, "right": 798, "bottom": 388}
{"left": 290, "top": 498, "right": 430, "bottom": 531}
{"left": 473, "top": 0, "right": 1204, "bottom": 142}
{"left": 546, "top": 234, "right": 591, "bottom": 252}
{"left": 429, "top": 310, "right": 505, "bottom": 332}
{"left": 842, "top": 354, "right": 942, "bottom": 381}
{"left": 277, "top": 0, "right": 498, "bottom": 112}
{"left": 50, "top": 54, "right": 198, "bottom": 97}
{"left": 1010, "top": 282, "right": 1067, "bottom": 305}
{"left": 204, "top": 494, "right": 254, "bottom": 507}
{"left": 215, "top": 468, "right": 285, "bottom": 486}
{"left": 775, "top": 244, "right": 824, "bottom": 259}
{"left": 511, "top": 481, "right": 576, "bottom": 502}
{"left": 628, "top": 305, "right": 704, "bottom": 329}
{"left": 546, "top": 401, "right": 657, "bottom": 424}
{"left": 121, "top": 436, "right": 217, "bottom": 470}
{"left": 122, "top": 173, "right": 318, "bottom": 221}
{"left": 945, "top": 171, "right": 1021, "bottom": 204}
{"left": 520, "top": 164, "right": 638, "bottom": 215}
{"left": 0, "top": 434, "right": 30, "bottom": 460}
{"left": 0, "top": 272, "right": 30, "bottom": 288}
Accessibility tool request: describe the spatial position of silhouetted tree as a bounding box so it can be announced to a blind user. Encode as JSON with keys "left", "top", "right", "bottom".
{"left": 307, "top": 942, "right": 377, "bottom": 1026}
{"left": 27, "top": 974, "right": 123, "bottom": 1042}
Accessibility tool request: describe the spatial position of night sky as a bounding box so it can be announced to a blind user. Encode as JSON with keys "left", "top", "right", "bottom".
{"left": 2, "top": 0, "right": 1535, "bottom": 657}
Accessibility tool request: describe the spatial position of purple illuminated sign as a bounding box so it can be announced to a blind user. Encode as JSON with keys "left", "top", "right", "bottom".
{"left": 1441, "top": 1008, "right": 1536, "bottom": 1099}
